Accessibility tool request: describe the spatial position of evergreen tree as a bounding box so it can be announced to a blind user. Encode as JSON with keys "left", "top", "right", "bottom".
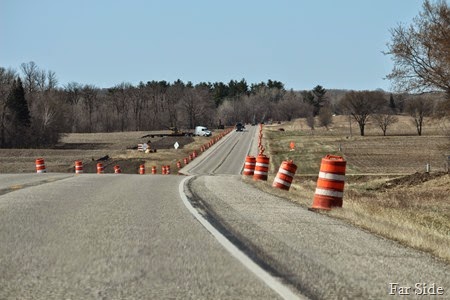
{"left": 389, "top": 93, "right": 396, "bottom": 112}
{"left": 7, "top": 78, "right": 30, "bottom": 127}
{"left": 312, "top": 85, "right": 327, "bottom": 116}
{"left": 267, "top": 79, "right": 284, "bottom": 90}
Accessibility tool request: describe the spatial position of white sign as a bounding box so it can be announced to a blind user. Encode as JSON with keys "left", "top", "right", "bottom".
{"left": 174, "top": 142, "right": 179, "bottom": 149}
{"left": 138, "top": 143, "right": 148, "bottom": 152}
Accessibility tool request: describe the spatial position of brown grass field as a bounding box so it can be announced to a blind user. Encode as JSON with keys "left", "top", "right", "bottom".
{"left": 0, "top": 130, "right": 221, "bottom": 174}
{"left": 247, "top": 115, "right": 450, "bottom": 263}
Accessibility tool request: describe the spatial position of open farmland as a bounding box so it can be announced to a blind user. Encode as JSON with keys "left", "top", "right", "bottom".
{"left": 0, "top": 130, "right": 218, "bottom": 174}
{"left": 249, "top": 115, "right": 450, "bottom": 262}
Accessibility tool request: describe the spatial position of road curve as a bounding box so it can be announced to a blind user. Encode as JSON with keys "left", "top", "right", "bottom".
{"left": 181, "top": 126, "right": 450, "bottom": 298}
{"left": 0, "top": 174, "right": 280, "bottom": 299}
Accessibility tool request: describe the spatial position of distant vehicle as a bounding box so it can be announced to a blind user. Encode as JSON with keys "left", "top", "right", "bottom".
{"left": 194, "top": 126, "right": 212, "bottom": 136}
{"left": 236, "top": 122, "right": 244, "bottom": 132}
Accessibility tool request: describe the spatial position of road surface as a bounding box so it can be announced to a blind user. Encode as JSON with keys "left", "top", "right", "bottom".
{"left": 0, "top": 164, "right": 282, "bottom": 298}
{"left": 1, "top": 125, "right": 449, "bottom": 299}
{"left": 182, "top": 126, "right": 450, "bottom": 299}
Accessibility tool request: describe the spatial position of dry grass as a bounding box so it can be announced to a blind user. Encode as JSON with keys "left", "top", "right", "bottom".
{"left": 0, "top": 130, "right": 226, "bottom": 174}
{"left": 250, "top": 115, "right": 450, "bottom": 263}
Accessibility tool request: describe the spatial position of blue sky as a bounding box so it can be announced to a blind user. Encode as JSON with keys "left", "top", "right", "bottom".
{"left": 1, "top": 0, "right": 425, "bottom": 91}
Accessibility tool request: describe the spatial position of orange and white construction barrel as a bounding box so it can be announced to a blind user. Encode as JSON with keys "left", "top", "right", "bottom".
{"left": 139, "top": 164, "right": 145, "bottom": 175}
{"left": 97, "top": 163, "right": 104, "bottom": 174}
{"left": 272, "top": 160, "right": 297, "bottom": 191}
{"left": 114, "top": 165, "right": 122, "bottom": 174}
{"left": 35, "top": 158, "right": 46, "bottom": 174}
{"left": 311, "top": 155, "right": 346, "bottom": 210}
{"left": 242, "top": 156, "right": 256, "bottom": 176}
{"left": 253, "top": 154, "right": 270, "bottom": 181}
{"left": 75, "top": 160, "right": 83, "bottom": 174}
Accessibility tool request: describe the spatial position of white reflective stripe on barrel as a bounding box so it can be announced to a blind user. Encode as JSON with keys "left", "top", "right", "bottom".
{"left": 255, "top": 162, "right": 269, "bottom": 168}
{"left": 318, "top": 171, "right": 345, "bottom": 181}
{"left": 274, "top": 177, "right": 291, "bottom": 187}
{"left": 278, "top": 168, "right": 295, "bottom": 178}
{"left": 243, "top": 168, "right": 254, "bottom": 172}
{"left": 315, "top": 188, "right": 343, "bottom": 198}
{"left": 36, "top": 164, "right": 45, "bottom": 168}
{"left": 254, "top": 170, "right": 268, "bottom": 175}
{"left": 245, "top": 162, "right": 256, "bottom": 166}
{"left": 36, "top": 170, "right": 46, "bottom": 173}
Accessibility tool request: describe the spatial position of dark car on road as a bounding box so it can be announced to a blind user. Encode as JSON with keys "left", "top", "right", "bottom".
{"left": 235, "top": 122, "right": 244, "bottom": 132}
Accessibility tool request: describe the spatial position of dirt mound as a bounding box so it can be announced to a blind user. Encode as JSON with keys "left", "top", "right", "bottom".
{"left": 381, "top": 172, "right": 447, "bottom": 189}
{"left": 149, "top": 136, "right": 194, "bottom": 150}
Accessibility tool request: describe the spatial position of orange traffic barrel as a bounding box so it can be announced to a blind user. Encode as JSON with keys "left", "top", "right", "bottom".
{"left": 75, "top": 160, "right": 83, "bottom": 174}
{"left": 177, "top": 161, "right": 181, "bottom": 169}
{"left": 151, "top": 166, "right": 157, "bottom": 174}
{"left": 114, "top": 165, "right": 122, "bottom": 174}
{"left": 35, "top": 158, "right": 46, "bottom": 173}
{"left": 139, "top": 164, "right": 145, "bottom": 175}
{"left": 193, "top": 150, "right": 197, "bottom": 158}
{"left": 311, "top": 155, "right": 346, "bottom": 210}
{"left": 166, "top": 165, "right": 171, "bottom": 175}
{"left": 184, "top": 157, "right": 189, "bottom": 165}
{"left": 253, "top": 154, "right": 270, "bottom": 181}
{"left": 162, "top": 166, "right": 166, "bottom": 175}
{"left": 97, "top": 163, "right": 104, "bottom": 174}
{"left": 273, "top": 160, "right": 297, "bottom": 191}
{"left": 243, "top": 156, "right": 256, "bottom": 176}
{"left": 189, "top": 153, "right": 193, "bottom": 161}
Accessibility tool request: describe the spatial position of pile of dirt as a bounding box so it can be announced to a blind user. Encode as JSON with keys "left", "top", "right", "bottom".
{"left": 148, "top": 136, "right": 194, "bottom": 150}
{"left": 380, "top": 172, "right": 447, "bottom": 189}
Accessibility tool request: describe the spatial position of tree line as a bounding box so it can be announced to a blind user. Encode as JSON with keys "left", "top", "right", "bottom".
{"left": 1, "top": 61, "right": 447, "bottom": 150}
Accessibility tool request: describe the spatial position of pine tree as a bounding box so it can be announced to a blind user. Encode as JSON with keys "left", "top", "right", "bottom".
{"left": 7, "top": 78, "right": 31, "bottom": 127}
{"left": 389, "top": 93, "right": 396, "bottom": 112}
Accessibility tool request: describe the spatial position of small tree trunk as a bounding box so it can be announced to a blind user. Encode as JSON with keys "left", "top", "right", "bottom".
{"left": 359, "top": 123, "right": 365, "bottom": 136}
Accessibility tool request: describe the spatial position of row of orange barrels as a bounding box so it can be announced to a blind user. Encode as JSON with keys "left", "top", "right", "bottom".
{"left": 243, "top": 154, "right": 346, "bottom": 211}
{"left": 34, "top": 128, "right": 234, "bottom": 175}
{"left": 36, "top": 158, "right": 181, "bottom": 175}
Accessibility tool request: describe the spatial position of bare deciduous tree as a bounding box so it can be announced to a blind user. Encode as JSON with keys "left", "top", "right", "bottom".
{"left": 81, "top": 85, "right": 98, "bottom": 132}
{"left": 318, "top": 104, "right": 333, "bottom": 130}
{"left": 405, "top": 96, "right": 434, "bottom": 135}
{"left": 179, "top": 86, "right": 214, "bottom": 129}
{"left": 372, "top": 110, "right": 399, "bottom": 136}
{"left": 306, "top": 114, "right": 315, "bottom": 131}
{"left": 340, "top": 91, "right": 386, "bottom": 136}
{"left": 385, "top": 0, "right": 450, "bottom": 100}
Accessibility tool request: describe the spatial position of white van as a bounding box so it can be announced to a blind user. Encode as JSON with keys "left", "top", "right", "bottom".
{"left": 194, "top": 126, "right": 212, "bottom": 136}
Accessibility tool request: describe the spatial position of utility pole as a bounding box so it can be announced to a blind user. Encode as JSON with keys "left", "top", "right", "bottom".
{"left": 348, "top": 114, "right": 352, "bottom": 138}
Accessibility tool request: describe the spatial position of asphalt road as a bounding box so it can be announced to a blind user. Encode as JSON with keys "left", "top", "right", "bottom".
{"left": 2, "top": 125, "right": 449, "bottom": 299}
{"left": 0, "top": 173, "right": 280, "bottom": 299}
{"left": 182, "top": 126, "right": 450, "bottom": 298}
{"left": 181, "top": 125, "right": 258, "bottom": 176}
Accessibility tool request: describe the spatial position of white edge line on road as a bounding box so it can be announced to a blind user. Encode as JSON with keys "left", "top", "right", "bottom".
{"left": 179, "top": 176, "right": 305, "bottom": 300}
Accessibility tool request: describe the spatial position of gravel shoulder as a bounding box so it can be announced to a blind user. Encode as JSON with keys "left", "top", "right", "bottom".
{"left": 188, "top": 174, "right": 450, "bottom": 299}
